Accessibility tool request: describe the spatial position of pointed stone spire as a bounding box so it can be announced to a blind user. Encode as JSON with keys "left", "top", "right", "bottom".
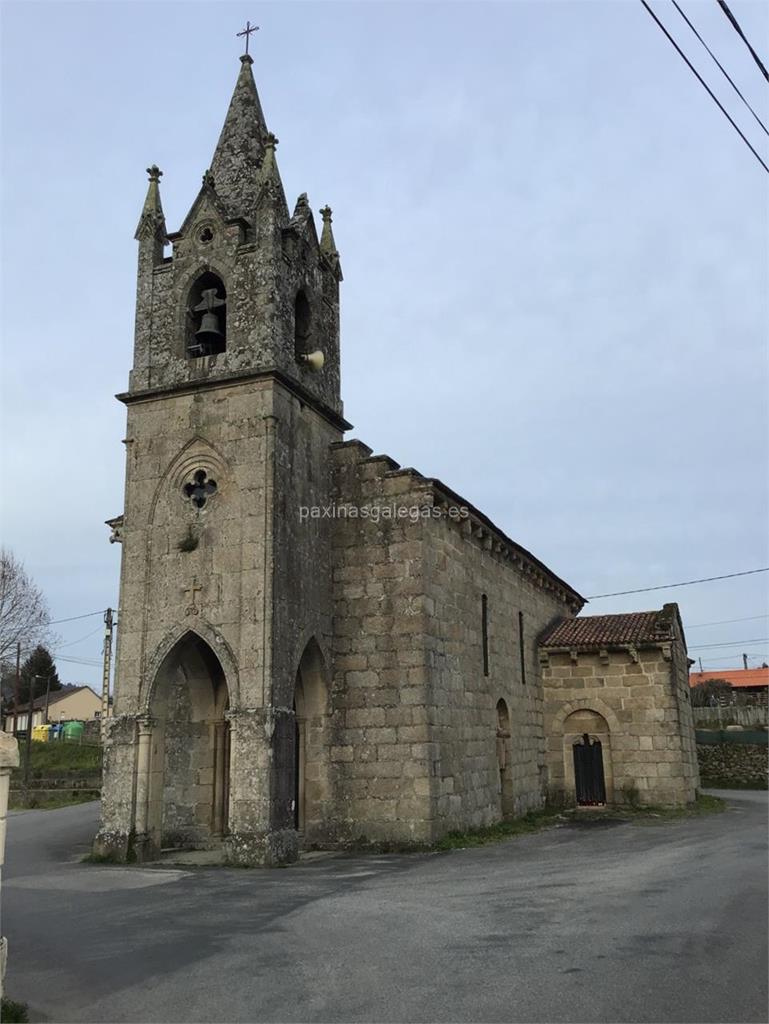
{"left": 209, "top": 55, "right": 269, "bottom": 220}
{"left": 319, "top": 206, "right": 337, "bottom": 254}
{"left": 255, "top": 132, "right": 288, "bottom": 220}
{"left": 134, "top": 165, "right": 167, "bottom": 243}
{"left": 320, "top": 205, "right": 342, "bottom": 279}
{"left": 288, "top": 192, "right": 312, "bottom": 232}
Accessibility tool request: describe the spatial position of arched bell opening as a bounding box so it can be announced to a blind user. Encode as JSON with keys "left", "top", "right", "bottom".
{"left": 495, "top": 698, "right": 514, "bottom": 819}
{"left": 292, "top": 638, "right": 329, "bottom": 841}
{"left": 293, "top": 289, "right": 312, "bottom": 362}
{"left": 186, "top": 272, "right": 227, "bottom": 358}
{"left": 143, "top": 631, "right": 230, "bottom": 852}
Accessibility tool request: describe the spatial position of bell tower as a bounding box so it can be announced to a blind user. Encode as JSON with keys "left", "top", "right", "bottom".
{"left": 95, "top": 51, "right": 349, "bottom": 867}
{"left": 129, "top": 53, "right": 343, "bottom": 415}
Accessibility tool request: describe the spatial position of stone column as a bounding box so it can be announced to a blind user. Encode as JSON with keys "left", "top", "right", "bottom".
{"left": 223, "top": 707, "right": 298, "bottom": 867}
{"left": 0, "top": 732, "right": 19, "bottom": 1000}
{"left": 92, "top": 714, "right": 142, "bottom": 862}
{"left": 134, "top": 717, "right": 153, "bottom": 835}
{"left": 212, "top": 720, "right": 227, "bottom": 836}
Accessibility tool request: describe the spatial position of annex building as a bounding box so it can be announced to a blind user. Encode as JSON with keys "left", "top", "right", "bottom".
{"left": 95, "top": 54, "right": 699, "bottom": 866}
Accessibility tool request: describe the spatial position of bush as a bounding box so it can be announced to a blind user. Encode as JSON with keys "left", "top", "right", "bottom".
{"left": 1, "top": 998, "right": 29, "bottom": 1022}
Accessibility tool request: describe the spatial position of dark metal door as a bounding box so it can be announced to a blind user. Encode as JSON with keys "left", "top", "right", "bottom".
{"left": 573, "top": 733, "right": 607, "bottom": 806}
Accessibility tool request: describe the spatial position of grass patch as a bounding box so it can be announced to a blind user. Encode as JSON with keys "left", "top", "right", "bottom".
{"left": 9, "top": 790, "right": 99, "bottom": 811}
{"left": 14, "top": 741, "right": 101, "bottom": 779}
{"left": 617, "top": 793, "right": 727, "bottom": 820}
{"left": 701, "top": 777, "right": 768, "bottom": 790}
{"left": 1, "top": 998, "right": 29, "bottom": 1022}
{"left": 435, "top": 807, "right": 565, "bottom": 850}
{"left": 433, "top": 795, "right": 727, "bottom": 850}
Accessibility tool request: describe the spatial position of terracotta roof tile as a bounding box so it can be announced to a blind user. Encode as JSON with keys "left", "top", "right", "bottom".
{"left": 540, "top": 610, "right": 674, "bottom": 649}
{"left": 689, "top": 668, "right": 768, "bottom": 689}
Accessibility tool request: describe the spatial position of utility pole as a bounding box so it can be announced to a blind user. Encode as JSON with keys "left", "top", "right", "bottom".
{"left": 101, "top": 608, "right": 114, "bottom": 741}
{"left": 42, "top": 674, "right": 53, "bottom": 724}
{"left": 13, "top": 641, "right": 20, "bottom": 737}
{"left": 742, "top": 652, "right": 749, "bottom": 670}
{"left": 23, "top": 675, "right": 35, "bottom": 786}
{"left": 698, "top": 657, "right": 703, "bottom": 673}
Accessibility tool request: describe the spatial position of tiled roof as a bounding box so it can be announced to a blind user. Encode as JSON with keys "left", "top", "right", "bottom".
{"left": 11, "top": 685, "right": 91, "bottom": 715}
{"left": 689, "top": 668, "right": 769, "bottom": 690}
{"left": 539, "top": 610, "right": 675, "bottom": 650}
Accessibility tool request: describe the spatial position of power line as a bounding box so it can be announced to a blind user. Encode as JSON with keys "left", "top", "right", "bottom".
{"left": 54, "top": 655, "right": 103, "bottom": 667}
{"left": 639, "top": 0, "right": 769, "bottom": 173}
{"left": 587, "top": 567, "right": 769, "bottom": 599}
{"left": 716, "top": 0, "right": 769, "bottom": 83}
{"left": 698, "top": 653, "right": 768, "bottom": 665}
{"left": 48, "top": 610, "right": 105, "bottom": 626}
{"left": 672, "top": 0, "right": 769, "bottom": 137}
{"left": 689, "top": 637, "right": 769, "bottom": 650}
{"left": 687, "top": 614, "right": 769, "bottom": 628}
{"left": 56, "top": 626, "right": 104, "bottom": 649}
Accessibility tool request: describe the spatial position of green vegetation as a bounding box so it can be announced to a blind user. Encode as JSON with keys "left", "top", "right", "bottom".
{"left": 10, "top": 739, "right": 101, "bottom": 809}
{"left": 690, "top": 678, "right": 733, "bottom": 707}
{"left": 9, "top": 789, "right": 99, "bottom": 811}
{"left": 434, "top": 794, "right": 726, "bottom": 850}
{"left": 701, "top": 776, "right": 768, "bottom": 790}
{"left": 435, "top": 807, "right": 565, "bottom": 850}
{"left": 1, "top": 998, "right": 30, "bottom": 1022}
{"left": 14, "top": 740, "right": 101, "bottom": 779}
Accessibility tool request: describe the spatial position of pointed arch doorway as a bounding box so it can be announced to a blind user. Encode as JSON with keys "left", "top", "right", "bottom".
{"left": 143, "top": 631, "right": 230, "bottom": 852}
{"left": 292, "top": 639, "right": 329, "bottom": 840}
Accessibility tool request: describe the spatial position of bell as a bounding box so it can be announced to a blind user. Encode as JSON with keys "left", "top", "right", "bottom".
{"left": 195, "top": 311, "right": 222, "bottom": 346}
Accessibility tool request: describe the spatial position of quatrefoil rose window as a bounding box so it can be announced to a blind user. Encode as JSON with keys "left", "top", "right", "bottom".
{"left": 183, "top": 469, "right": 218, "bottom": 509}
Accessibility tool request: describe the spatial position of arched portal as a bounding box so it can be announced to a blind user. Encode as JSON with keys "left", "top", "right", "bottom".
{"left": 495, "top": 699, "right": 513, "bottom": 818}
{"left": 144, "top": 631, "right": 230, "bottom": 852}
{"left": 292, "top": 639, "right": 329, "bottom": 840}
{"left": 562, "top": 708, "right": 613, "bottom": 806}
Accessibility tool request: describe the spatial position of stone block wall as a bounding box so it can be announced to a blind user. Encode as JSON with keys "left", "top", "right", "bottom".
{"left": 423, "top": 509, "right": 577, "bottom": 834}
{"left": 542, "top": 646, "right": 700, "bottom": 806}
{"left": 697, "top": 742, "right": 768, "bottom": 787}
{"left": 328, "top": 442, "right": 435, "bottom": 846}
{"left": 328, "top": 442, "right": 579, "bottom": 844}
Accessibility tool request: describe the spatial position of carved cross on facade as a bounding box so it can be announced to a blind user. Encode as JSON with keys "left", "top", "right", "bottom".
{"left": 184, "top": 578, "right": 203, "bottom": 617}
{"left": 237, "top": 20, "right": 259, "bottom": 55}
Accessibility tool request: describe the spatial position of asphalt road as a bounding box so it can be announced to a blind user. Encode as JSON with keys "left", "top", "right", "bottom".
{"left": 3, "top": 791, "right": 767, "bottom": 1023}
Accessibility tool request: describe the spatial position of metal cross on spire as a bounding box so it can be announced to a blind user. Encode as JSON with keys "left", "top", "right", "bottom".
{"left": 237, "top": 20, "right": 259, "bottom": 56}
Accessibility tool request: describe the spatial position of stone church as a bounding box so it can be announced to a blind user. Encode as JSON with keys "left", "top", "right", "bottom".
{"left": 94, "top": 54, "right": 699, "bottom": 866}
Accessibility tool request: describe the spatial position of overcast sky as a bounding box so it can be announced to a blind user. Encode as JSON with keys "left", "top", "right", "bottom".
{"left": 1, "top": 0, "right": 767, "bottom": 689}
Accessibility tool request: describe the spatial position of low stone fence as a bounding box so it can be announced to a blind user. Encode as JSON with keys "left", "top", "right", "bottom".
{"left": 693, "top": 706, "right": 768, "bottom": 729}
{"left": 696, "top": 739, "right": 768, "bottom": 788}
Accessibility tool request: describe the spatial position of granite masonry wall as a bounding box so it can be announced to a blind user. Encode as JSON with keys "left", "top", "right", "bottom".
{"left": 542, "top": 644, "right": 700, "bottom": 806}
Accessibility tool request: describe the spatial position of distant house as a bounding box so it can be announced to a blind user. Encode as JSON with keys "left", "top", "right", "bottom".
{"left": 689, "top": 667, "right": 769, "bottom": 703}
{"left": 3, "top": 686, "right": 104, "bottom": 733}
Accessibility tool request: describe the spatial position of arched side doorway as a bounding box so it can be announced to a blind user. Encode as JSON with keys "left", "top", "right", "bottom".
{"left": 144, "top": 631, "right": 230, "bottom": 852}
{"left": 562, "top": 709, "right": 613, "bottom": 806}
{"left": 495, "top": 699, "right": 513, "bottom": 818}
{"left": 293, "top": 639, "right": 330, "bottom": 841}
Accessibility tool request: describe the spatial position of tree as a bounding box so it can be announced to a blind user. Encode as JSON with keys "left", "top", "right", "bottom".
{"left": 0, "top": 548, "right": 52, "bottom": 663}
{"left": 18, "top": 646, "right": 61, "bottom": 707}
{"left": 690, "top": 678, "right": 733, "bottom": 708}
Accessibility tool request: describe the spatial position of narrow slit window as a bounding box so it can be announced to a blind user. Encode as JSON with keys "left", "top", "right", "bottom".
{"left": 482, "top": 594, "right": 489, "bottom": 677}
{"left": 518, "top": 610, "right": 526, "bottom": 685}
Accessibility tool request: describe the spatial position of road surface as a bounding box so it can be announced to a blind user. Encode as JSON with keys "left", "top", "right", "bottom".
{"left": 3, "top": 791, "right": 767, "bottom": 1022}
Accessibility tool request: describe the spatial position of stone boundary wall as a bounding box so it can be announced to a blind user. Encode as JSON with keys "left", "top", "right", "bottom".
{"left": 697, "top": 743, "right": 768, "bottom": 787}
